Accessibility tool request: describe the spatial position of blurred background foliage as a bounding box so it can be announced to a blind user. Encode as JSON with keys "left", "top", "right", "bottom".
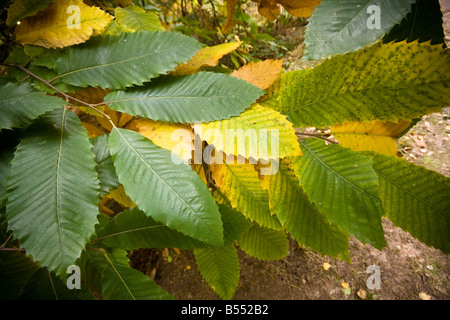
{"left": 132, "top": 0, "right": 305, "bottom": 68}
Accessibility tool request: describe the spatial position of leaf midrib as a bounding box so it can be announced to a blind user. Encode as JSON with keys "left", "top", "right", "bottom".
{"left": 300, "top": 140, "right": 381, "bottom": 204}
{"left": 55, "top": 107, "right": 66, "bottom": 262}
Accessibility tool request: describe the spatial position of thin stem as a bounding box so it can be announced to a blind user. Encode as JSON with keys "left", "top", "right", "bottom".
{"left": 1, "top": 233, "right": 13, "bottom": 248}
{"left": 1, "top": 63, "right": 114, "bottom": 123}
{"left": 297, "top": 132, "right": 339, "bottom": 144}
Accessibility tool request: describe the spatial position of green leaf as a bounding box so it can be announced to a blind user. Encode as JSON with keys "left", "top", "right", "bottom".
{"left": 6, "top": 108, "right": 100, "bottom": 278}
{"left": 51, "top": 31, "right": 202, "bottom": 90}
{"left": 6, "top": 0, "right": 54, "bottom": 26}
{"left": 0, "top": 149, "right": 14, "bottom": 207}
{"left": 93, "top": 207, "right": 208, "bottom": 250}
{"left": 266, "top": 161, "right": 350, "bottom": 261}
{"left": 262, "top": 40, "right": 450, "bottom": 128}
{"left": 76, "top": 250, "right": 102, "bottom": 298}
{"left": 292, "top": 139, "right": 386, "bottom": 249}
{"left": 91, "top": 134, "right": 119, "bottom": 196}
{"left": 304, "top": 0, "right": 415, "bottom": 60}
{"left": 237, "top": 224, "right": 288, "bottom": 260}
{"left": 383, "top": 0, "right": 445, "bottom": 45}
{"left": 108, "top": 128, "right": 223, "bottom": 247}
{"left": 373, "top": 154, "right": 450, "bottom": 253}
{"left": 0, "top": 81, "right": 66, "bottom": 130}
{"left": 105, "top": 72, "right": 265, "bottom": 123}
{"left": 194, "top": 245, "right": 240, "bottom": 300}
{"left": 19, "top": 268, "right": 94, "bottom": 300}
{"left": 115, "top": 5, "right": 164, "bottom": 31}
{"left": 87, "top": 249, "right": 173, "bottom": 300}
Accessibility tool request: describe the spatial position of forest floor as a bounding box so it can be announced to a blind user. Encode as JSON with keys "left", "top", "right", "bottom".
{"left": 130, "top": 21, "right": 449, "bottom": 301}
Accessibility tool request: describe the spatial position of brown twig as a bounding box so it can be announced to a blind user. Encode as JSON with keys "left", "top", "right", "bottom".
{"left": 296, "top": 132, "right": 339, "bottom": 144}
{"left": 0, "top": 247, "right": 26, "bottom": 252}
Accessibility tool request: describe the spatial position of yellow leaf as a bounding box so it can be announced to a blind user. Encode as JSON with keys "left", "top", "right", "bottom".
{"left": 96, "top": 106, "right": 119, "bottom": 132}
{"left": 115, "top": 5, "right": 164, "bottom": 32}
{"left": 137, "top": 119, "right": 194, "bottom": 162}
{"left": 341, "top": 280, "right": 349, "bottom": 289}
{"left": 277, "top": 0, "right": 321, "bottom": 18}
{"left": 223, "top": 0, "right": 238, "bottom": 34}
{"left": 256, "top": 0, "right": 280, "bottom": 21}
{"left": 14, "top": 0, "right": 113, "bottom": 49}
{"left": 191, "top": 164, "right": 208, "bottom": 185}
{"left": 118, "top": 113, "right": 134, "bottom": 128}
{"left": 82, "top": 121, "right": 105, "bottom": 138}
{"left": 106, "top": 185, "right": 136, "bottom": 208}
{"left": 231, "top": 59, "right": 283, "bottom": 90}
{"left": 99, "top": 197, "right": 115, "bottom": 216}
{"left": 173, "top": 42, "right": 242, "bottom": 75}
{"left": 195, "top": 103, "right": 301, "bottom": 161}
{"left": 323, "top": 262, "right": 331, "bottom": 271}
{"left": 331, "top": 120, "right": 411, "bottom": 156}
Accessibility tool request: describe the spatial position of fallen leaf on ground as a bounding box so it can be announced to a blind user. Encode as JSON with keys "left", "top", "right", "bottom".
{"left": 419, "top": 292, "right": 432, "bottom": 300}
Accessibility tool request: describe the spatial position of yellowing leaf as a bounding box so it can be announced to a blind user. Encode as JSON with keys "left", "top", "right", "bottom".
{"left": 6, "top": 0, "right": 54, "bottom": 26}
{"left": 191, "top": 164, "right": 208, "bottom": 185}
{"left": 14, "top": 0, "right": 113, "bottom": 48}
{"left": 277, "top": 0, "right": 321, "bottom": 18}
{"left": 106, "top": 185, "right": 136, "bottom": 208}
{"left": 115, "top": 5, "right": 164, "bottom": 32}
{"left": 195, "top": 104, "right": 301, "bottom": 161}
{"left": 210, "top": 160, "right": 282, "bottom": 230}
{"left": 137, "top": 119, "right": 194, "bottom": 162}
{"left": 331, "top": 120, "right": 411, "bottom": 156}
{"left": 341, "top": 280, "right": 349, "bottom": 289}
{"left": 173, "top": 42, "right": 242, "bottom": 75}
{"left": 231, "top": 59, "right": 283, "bottom": 90}
{"left": 323, "top": 262, "right": 331, "bottom": 270}
{"left": 223, "top": 0, "right": 238, "bottom": 34}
